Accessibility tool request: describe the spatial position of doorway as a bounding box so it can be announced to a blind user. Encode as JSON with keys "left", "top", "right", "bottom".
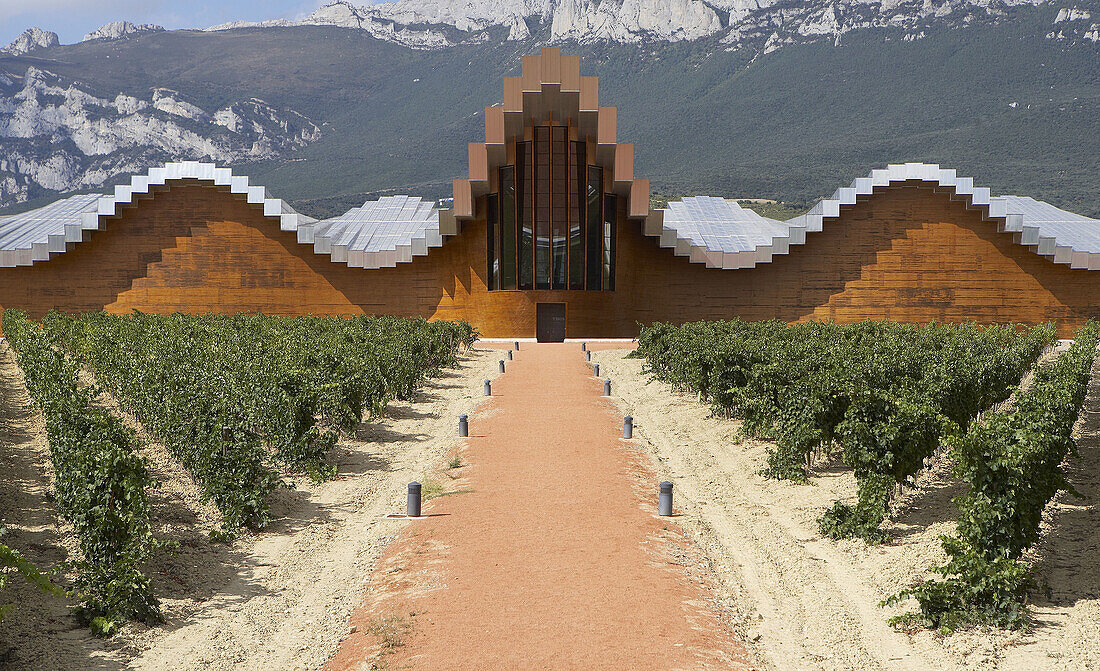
{"left": 536, "top": 303, "right": 567, "bottom": 342}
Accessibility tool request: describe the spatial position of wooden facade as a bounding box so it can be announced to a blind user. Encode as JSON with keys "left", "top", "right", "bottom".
{"left": 0, "top": 180, "right": 1096, "bottom": 338}
{"left": 0, "top": 49, "right": 1096, "bottom": 338}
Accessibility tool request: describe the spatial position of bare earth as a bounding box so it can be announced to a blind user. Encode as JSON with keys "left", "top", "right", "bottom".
{"left": 326, "top": 343, "right": 753, "bottom": 670}
{"left": 590, "top": 345, "right": 1100, "bottom": 671}
{"left": 4, "top": 337, "right": 1097, "bottom": 671}
{"left": 0, "top": 340, "right": 500, "bottom": 671}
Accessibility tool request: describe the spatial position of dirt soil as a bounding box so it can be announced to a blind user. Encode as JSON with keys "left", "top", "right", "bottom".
{"left": 326, "top": 343, "right": 753, "bottom": 670}
{"left": 0, "top": 340, "right": 500, "bottom": 671}
{"left": 590, "top": 344, "right": 1100, "bottom": 671}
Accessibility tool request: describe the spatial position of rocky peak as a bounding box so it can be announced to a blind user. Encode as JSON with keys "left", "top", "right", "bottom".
{"left": 2, "top": 27, "right": 60, "bottom": 56}
{"left": 207, "top": 0, "right": 1089, "bottom": 48}
{"left": 82, "top": 21, "right": 165, "bottom": 42}
{"left": 0, "top": 66, "right": 321, "bottom": 208}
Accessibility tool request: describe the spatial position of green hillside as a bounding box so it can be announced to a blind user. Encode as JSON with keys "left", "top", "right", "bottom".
{"left": 2, "top": 5, "right": 1097, "bottom": 218}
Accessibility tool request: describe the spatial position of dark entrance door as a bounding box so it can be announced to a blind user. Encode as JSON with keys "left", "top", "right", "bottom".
{"left": 536, "top": 303, "right": 567, "bottom": 342}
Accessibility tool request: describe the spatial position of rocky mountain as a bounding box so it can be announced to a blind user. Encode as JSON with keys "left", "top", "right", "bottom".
{"left": 0, "top": 0, "right": 1096, "bottom": 215}
{"left": 209, "top": 0, "right": 1100, "bottom": 48}
{"left": 1, "top": 28, "right": 60, "bottom": 56}
{"left": 83, "top": 21, "right": 165, "bottom": 43}
{"left": 0, "top": 67, "right": 320, "bottom": 207}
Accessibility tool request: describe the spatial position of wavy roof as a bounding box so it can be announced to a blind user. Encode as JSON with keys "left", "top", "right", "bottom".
{"left": 1, "top": 161, "right": 1097, "bottom": 272}
{"left": 0, "top": 161, "right": 456, "bottom": 269}
{"left": 654, "top": 163, "right": 1100, "bottom": 270}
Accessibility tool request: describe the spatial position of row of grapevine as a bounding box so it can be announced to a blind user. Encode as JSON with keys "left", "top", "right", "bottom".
{"left": 42, "top": 312, "right": 477, "bottom": 533}
{"left": 2, "top": 310, "right": 165, "bottom": 634}
{"left": 0, "top": 541, "right": 64, "bottom": 622}
{"left": 893, "top": 320, "right": 1100, "bottom": 631}
{"left": 635, "top": 319, "right": 1053, "bottom": 542}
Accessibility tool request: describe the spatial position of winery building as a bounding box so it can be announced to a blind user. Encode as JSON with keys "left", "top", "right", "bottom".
{"left": 1, "top": 48, "right": 1098, "bottom": 339}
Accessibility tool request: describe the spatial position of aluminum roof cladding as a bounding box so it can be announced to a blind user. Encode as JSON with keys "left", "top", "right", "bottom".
{"left": 2, "top": 161, "right": 1098, "bottom": 271}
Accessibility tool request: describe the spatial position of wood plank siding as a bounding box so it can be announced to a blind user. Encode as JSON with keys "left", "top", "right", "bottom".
{"left": 0, "top": 182, "right": 1095, "bottom": 337}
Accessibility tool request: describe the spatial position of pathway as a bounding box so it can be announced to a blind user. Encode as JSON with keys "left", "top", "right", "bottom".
{"left": 326, "top": 343, "right": 751, "bottom": 670}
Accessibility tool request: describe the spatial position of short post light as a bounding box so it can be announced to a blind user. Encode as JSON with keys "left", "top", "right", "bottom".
{"left": 623, "top": 416, "right": 633, "bottom": 439}
{"left": 459, "top": 414, "right": 469, "bottom": 437}
{"left": 483, "top": 379, "right": 491, "bottom": 396}
{"left": 658, "top": 481, "right": 673, "bottom": 516}
{"left": 499, "top": 360, "right": 506, "bottom": 373}
{"left": 408, "top": 481, "right": 422, "bottom": 518}
{"left": 603, "top": 379, "right": 612, "bottom": 396}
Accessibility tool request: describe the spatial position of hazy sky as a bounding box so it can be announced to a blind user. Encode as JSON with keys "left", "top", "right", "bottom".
{"left": 0, "top": 0, "right": 384, "bottom": 47}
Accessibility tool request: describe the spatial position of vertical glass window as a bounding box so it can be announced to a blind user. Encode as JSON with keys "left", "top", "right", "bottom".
{"left": 568, "top": 141, "right": 585, "bottom": 290}
{"left": 551, "top": 126, "right": 568, "bottom": 290}
{"left": 534, "top": 126, "right": 551, "bottom": 290}
{"left": 486, "top": 194, "right": 498, "bottom": 291}
{"left": 500, "top": 167, "right": 516, "bottom": 290}
{"left": 586, "top": 165, "right": 603, "bottom": 290}
{"left": 486, "top": 128, "right": 615, "bottom": 293}
{"left": 519, "top": 142, "right": 533, "bottom": 290}
{"left": 603, "top": 194, "right": 616, "bottom": 291}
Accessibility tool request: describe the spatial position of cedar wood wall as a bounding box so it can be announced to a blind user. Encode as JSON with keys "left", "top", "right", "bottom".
{"left": 0, "top": 183, "right": 1096, "bottom": 337}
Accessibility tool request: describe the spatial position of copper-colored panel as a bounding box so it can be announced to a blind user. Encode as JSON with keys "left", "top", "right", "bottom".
{"left": 597, "top": 107, "right": 616, "bottom": 144}
{"left": 629, "top": 179, "right": 650, "bottom": 218}
{"left": 614, "top": 144, "right": 634, "bottom": 183}
{"left": 453, "top": 179, "right": 473, "bottom": 218}
{"left": 503, "top": 77, "right": 522, "bottom": 111}
{"left": 468, "top": 143, "right": 488, "bottom": 183}
{"left": 580, "top": 77, "right": 599, "bottom": 111}
{"left": 521, "top": 55, "right": 541, "bottom": 92}
{"left": 561, "top": 55, "right": 581, "bottom": 91}
{"left": 541, "top": 47, "right": 561, "bottom": 84}
{"left": 485, "top": 106, "right": 505, "bottom": 144}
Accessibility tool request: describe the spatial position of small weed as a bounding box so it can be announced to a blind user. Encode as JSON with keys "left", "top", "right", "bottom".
{"left": 447, "top": 455, "right": 463, "bottom": 469}
{"left": 366, "top": 614, "right": 412, "bottom": 668}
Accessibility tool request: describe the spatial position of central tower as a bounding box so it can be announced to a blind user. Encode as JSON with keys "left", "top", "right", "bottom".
{"left": 451, "top": 47, "right": 651, "bottom": 298}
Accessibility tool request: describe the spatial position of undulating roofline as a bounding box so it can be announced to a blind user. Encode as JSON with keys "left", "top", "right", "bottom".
{"left": 2, "top": 160, "right": 1097, "bottom": 271}
{"left": 0, "top": 161, "right": 457, "bottom": 269}
{"left": 652, "top": 163, "right": 1100, "bottom": 270}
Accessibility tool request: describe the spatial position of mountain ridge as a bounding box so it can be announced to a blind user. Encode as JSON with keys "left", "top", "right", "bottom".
{"left": 0, "top": 1, "right": 1097, "bottom": 218}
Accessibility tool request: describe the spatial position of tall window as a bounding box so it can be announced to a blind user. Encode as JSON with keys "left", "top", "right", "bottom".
{"left": 586, "top": 165, "right": 602, "bottom": 290}
{"left": 569, "top": 141, "right": 585, "bottom": 290}
{"left": 500, "top": 167, "right": 517, "bottom": 290}
{"left": 486, "top": 194, "right": 498, "bottom": 290}
{"left": 487, "top": 127, "right": 616, "bottom": 291}
{"left": 519, "top": 142, "right": 533, "bottom": 290}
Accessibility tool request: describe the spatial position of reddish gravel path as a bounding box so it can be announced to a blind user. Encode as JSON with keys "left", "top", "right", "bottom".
{"left": 326, "top": 343, "right": 751, "bottom": 670}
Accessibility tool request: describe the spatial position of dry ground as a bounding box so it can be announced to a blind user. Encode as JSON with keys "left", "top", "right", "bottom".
{"left": 0, "top": 340, "right": 500, "bottom": 671}
{"left": 590, "top": 344, "right": 1100, "bottom": 671}
{"left": 326, "top": 343, "right": 752, "bottom": 670}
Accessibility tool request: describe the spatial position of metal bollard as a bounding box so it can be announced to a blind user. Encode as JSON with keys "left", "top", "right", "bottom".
{"left": 586, "top": 350, "right": 591, "bottom": 361}
{"left": 581, "top": 342, "right": 587, "bottom": 351}
{"left": 623, "top": 416, "right": 633, "bottom": 439}
{"left": 499, "top": 360, "right": 506, "bottom": 373}
{"left": 593, "top": 363, "right": 600, "bottom": 377}
{"left": 514, "top": 341, "right": 520, "bottom": 351}
{"left": 658, "top": 481, "right": 673, "bottom": 516}
{"left": 459, "top": 414, "right": 468, "bottom": 437}
{"left": 603, "top": 379, "right": 612, "bottom": 396}
{"left": 483, "top": 379, "right": 491, "bottom": 396}
{"left": 507, "top": 349, "right": 513, "bottom": 360}
{"left": 408, "top": 481, "right": 422, "bottom": 518}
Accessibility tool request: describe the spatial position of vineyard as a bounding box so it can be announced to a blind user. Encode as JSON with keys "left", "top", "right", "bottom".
{"left": 635, "top": 318, "right": 1099, "bottom": 630}
{"left": 0, "top": 310, "right": 476, "bottom": 635}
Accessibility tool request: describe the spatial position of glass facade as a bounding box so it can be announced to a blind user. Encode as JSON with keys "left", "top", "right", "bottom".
{"left": 487, "top": 125, "right": 616, "bottom": 292}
